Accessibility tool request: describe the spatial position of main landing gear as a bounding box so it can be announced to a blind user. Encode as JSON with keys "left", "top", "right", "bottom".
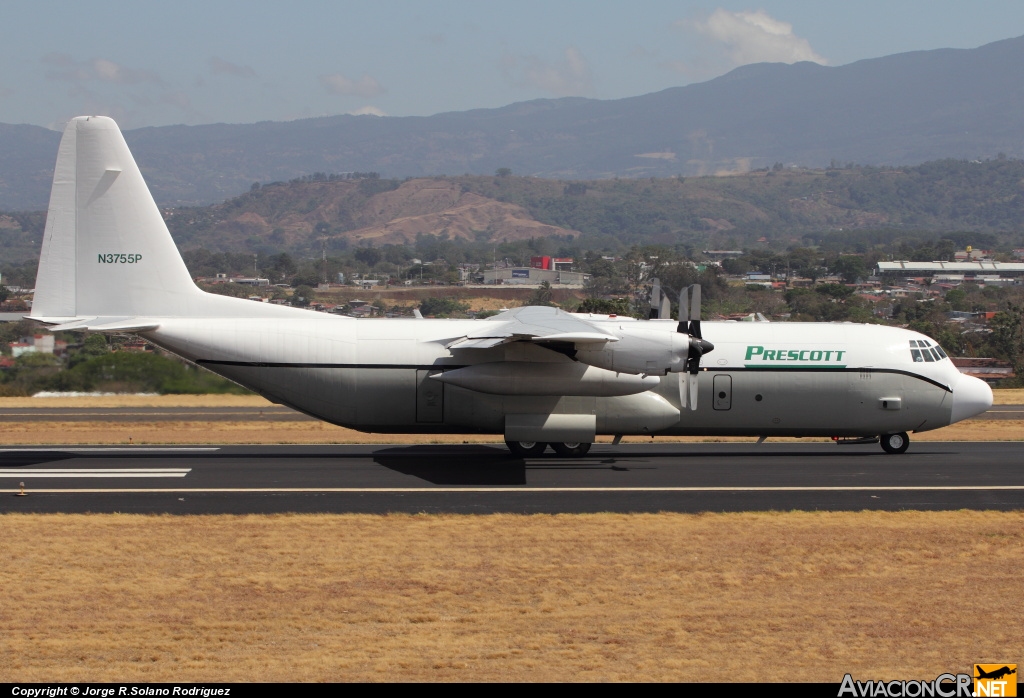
{"left": 505, "top": 441, "right": 593, "bottom": 458}
{"left": 880, "top": 432, "right": 910, "bottom": 454}
{"left": 833, "top": 432, "right": 912, "bottom": 454}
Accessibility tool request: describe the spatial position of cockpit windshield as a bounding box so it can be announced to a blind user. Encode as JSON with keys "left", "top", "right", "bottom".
{"left": 909, "top": 339, "right": 948, "bottom": 363}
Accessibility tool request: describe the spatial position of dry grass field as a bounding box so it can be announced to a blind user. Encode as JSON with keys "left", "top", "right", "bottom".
{"left": 2, "top": 512, "right": 1021, "bottom": 682}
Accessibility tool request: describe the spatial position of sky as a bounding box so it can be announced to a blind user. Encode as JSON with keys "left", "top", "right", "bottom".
{"left": 3, "top": 1, "right": 1024, "bottom": 130}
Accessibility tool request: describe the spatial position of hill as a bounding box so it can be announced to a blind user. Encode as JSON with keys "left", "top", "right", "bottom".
{"left": 168, "top": 176, "right": 578, "bottom": 252}
{"left": 4, "top": 35, "right": 1024, "bottom": 210}
{"left": 3, "top": 157, "right": 1024, "bottom": 269}
{"left": 163, "top": 158, "right": 1024, "bottom": 257}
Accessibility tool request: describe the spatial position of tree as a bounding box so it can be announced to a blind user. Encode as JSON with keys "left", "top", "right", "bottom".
{"left": 68, "top": 333, "right": 110, "bottom": 368}
{"left": 419, "top": 297, "right": 469, "bottom": 318}
{"left": 833, "top": 256, "right": 868, "bottom": 284}
{"left": 528, "top": 281, "right": 554, "bottom": 306}
{"left": 292, "top": 285, "right": 315, "bottom": 307}
{"left": 989, "top": 303, "right": 1024, "bottom": 377}
{"left": 354, "top": 247, "right": 382, "bottom": 267}
{"left": 495, "top": 168, "right": 512, "bottom": 177}
{"left": 577, "top": 297, "right": 634, "bottom": 315}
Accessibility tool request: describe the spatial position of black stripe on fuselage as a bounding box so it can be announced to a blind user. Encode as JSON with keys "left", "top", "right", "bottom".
{"left": 197, "top": 360, "right": 470, "bottom": 371}
{"left": 706, "top": 366, "right": 952, "bottom": 392}
{"left": 196, "top": 360, "right": 952, "bottom": 393}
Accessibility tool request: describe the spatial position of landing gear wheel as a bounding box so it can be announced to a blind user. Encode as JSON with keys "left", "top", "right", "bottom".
{"left": 505, "top": 440, "right": 548, "bottom": 457}
{"left": 880, "top": 432, "right": 910, "bottom": 454}
{"left": 550, "top": 442, "right": 592, "bottom": 458}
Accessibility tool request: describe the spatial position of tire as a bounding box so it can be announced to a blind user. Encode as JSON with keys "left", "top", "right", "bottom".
{"left": 880, "top": 432, "right": 909, "bottom": 454}
{"left": 505, "top": 440, "right": 548, "bottom": 457}
{"left": 550, "top": 442, "right": 592, "bottom": 458}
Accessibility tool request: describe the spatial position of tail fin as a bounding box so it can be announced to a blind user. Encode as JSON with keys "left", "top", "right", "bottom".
{"left": 32, "top": 116, "right": 207, "bottom": 322}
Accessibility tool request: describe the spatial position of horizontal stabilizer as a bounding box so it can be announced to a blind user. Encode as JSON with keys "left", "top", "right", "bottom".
{"left": 36, "top": 316, "right": 160, "bottom": 333}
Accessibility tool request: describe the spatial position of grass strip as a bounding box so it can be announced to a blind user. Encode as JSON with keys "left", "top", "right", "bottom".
{"left": 1, "top": 511, "right": 1021, "bottom": 682}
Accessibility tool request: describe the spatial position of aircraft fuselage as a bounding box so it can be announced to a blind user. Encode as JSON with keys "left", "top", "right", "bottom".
{"left": 143, "top": 315, "right": 967, "bottom": 438}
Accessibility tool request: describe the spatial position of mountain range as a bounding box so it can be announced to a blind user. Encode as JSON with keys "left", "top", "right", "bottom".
{"left": 3, "top": 35, "right": 1024, "bottom": 210}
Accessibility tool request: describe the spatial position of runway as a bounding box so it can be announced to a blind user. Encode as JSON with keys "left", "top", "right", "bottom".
{"left": 2, "top": 442, "right": 1024, "bottom": 513}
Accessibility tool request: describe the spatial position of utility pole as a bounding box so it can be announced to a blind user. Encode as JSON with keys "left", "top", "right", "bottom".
{"left": 321, "top": 237, "right": 327, "bottom": 284}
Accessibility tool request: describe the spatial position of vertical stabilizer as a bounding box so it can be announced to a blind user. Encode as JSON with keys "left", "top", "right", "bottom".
{"left": 32, "top": 116, "right": 205, "bottom": 320}
{"left": 32, "top": 120, "right": 79, "bottom": 318}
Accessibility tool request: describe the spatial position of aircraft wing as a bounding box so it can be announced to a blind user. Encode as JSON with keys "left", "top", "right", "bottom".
{"left": 447, "top": 306, "right": 617, "bottom": 350}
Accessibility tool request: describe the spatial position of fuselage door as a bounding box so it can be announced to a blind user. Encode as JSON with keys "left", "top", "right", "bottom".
{"left": 713, "top": 374, "right": 732, "bottom": 411}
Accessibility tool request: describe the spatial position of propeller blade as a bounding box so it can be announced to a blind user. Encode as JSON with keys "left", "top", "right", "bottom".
{"left": 689, "top": 285, "right": 702, "bottom": 339}
{"left": 688, "top": 373, "right": 699, "bottom": 410}
{"left": 659, "top": 293, "right": 671, "bottom": 321}
{"left": 676, "top": 287, "right": 688, "bottom": 333}
{"left": 649, "top": 278, "right": 661, "bottom": 319}
{"left": 678, "top": 372, "right": 687, "bottom": 409}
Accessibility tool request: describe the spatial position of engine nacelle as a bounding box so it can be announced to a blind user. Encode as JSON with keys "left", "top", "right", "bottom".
{"left": 574, "top": 328, "right": 689, "bottom": 376}
{"left": 431, "top": 361, "right": 660, "bottom": 396}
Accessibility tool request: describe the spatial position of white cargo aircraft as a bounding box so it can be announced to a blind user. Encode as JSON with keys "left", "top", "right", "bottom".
{"left": 29, "top": 117, "right": 993, "bottom": 456}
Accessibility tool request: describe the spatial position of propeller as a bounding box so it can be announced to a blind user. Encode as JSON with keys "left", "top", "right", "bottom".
{"left": 648, "top": 278, "right": 675, "bottom": 320}
{"left": 676, "top": 285, "right": 715, "bottom": 410}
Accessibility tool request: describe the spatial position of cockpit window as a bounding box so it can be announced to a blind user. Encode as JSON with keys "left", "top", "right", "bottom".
{"left": 910, "top": 339, "right": 948, "bottom": 363}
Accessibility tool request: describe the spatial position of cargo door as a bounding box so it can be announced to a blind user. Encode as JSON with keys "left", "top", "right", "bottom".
{"left": 416, "top": 369, "right": 445, "bottom": 423}
{"left": 713, "top": 374, "right": 732, "bottom": 411}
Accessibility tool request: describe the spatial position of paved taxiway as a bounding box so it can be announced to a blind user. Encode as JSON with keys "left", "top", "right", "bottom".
{"left": 2, "top": 442, "right": 1023, "bottom": 514}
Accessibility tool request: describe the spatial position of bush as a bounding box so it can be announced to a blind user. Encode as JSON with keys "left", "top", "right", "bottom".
{"left": 419, "top": 297, "right": 470, "bottom": 318}
{"left": 51, "top": 352, "right": 248, "bottom": 394}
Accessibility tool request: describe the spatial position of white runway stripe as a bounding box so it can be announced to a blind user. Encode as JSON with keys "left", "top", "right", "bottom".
{"left": 4, "top": 485, "right": 1024, "bottom": 492}
{"left": 0, "top": 469, "right": 191, "bottom": 478}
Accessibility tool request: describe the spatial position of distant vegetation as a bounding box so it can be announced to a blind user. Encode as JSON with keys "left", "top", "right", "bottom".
{"left": 0, "top": 322, "right": 248, "bottom": 396}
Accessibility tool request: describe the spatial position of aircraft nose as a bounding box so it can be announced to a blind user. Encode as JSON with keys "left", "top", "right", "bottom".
{"left": 950, "top": 375, "right": 993, "bottom": 424}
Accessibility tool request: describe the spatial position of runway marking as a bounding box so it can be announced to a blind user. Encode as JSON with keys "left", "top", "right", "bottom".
{"left": 0, "top": 469, "right": 191, "bottom": 478}
{"left": 0, "top": 447, "right": 219, "bottom": 453}
{"left": 6, "top": 485, "right": 1024, "bottom": 493}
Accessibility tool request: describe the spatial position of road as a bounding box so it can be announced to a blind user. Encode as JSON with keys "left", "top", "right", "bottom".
{"left": 2, "top": 442, "right": 1023, "bottom": 514}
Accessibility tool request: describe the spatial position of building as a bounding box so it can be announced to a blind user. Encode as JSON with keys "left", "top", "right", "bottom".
{"left": 877, "top": 261, "right": 1024, "bottom": 278}
{"left": 8, "top": 334, "right": 67, "bottom": 358}
{"left": 951, "top": 358, "right": 1015, "bottom": 384}
{"left": 480, "top": 267, "right": 589, "bottom": 286}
